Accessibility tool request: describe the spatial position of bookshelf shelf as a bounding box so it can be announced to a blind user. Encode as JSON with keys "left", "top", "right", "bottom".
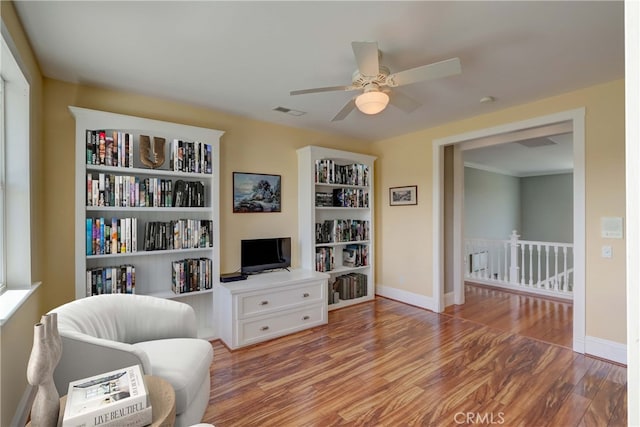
{"left": 86, "top": 206, "right": 211, "bottom": 213}
{"left": 315, "top": 183, "right": 368, "bottom": 190}
{"left": 315, "top": 207, "right": 369, "bottom": 212}
{"left": 86, "top": 247, "right": 211, "bottom": 260}
{"left": 314, "top": 240, "right": 370, "bottom": 248}
{"left": 297, "top": 146, "right": 376, "bottom": 310}
{"left": 86, "top": 164, "right": 213, "bottom": 179}
{"left": 72, "top": 106, "right": 223, "bottom": 338}
{"left": 321, "top": 265, "right": 370, "bottom": 275}
{"left": 147, "top": 288, "right": 214, "bottom": 300}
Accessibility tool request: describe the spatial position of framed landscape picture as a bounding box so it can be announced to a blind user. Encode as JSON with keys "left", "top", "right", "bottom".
{"left": 389, "top": 185, "right": 417, "bottom": 206}
{"left": 233, "top": 172, "right": 281, "bottom": 213}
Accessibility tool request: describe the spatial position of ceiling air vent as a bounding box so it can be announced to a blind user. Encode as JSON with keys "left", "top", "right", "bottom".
{"left": 516, "top": 137, "right": 557, "bottom": 148}
{"left": 273, "top": 106, "right": 306, "bottom": 116}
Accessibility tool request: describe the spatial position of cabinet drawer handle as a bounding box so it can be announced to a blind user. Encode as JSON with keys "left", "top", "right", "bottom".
{"left": 261, "top": 326, "right": 269, "bottom": 331}
{"left": 303, "top": 293, "right": 310, "bottom": 298}
{"left": 260, "top": 301, "right": 269, "bottom": 306}
{"left": 303, "top": 315, "right": 310, "bottom": 320}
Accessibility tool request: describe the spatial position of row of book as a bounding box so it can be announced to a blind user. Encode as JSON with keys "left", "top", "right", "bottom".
{"left": 170, "top": 139, "right": 213, "bottom": 174}
{"left": 315, "top": 247, "right": 335, "bottom": 272}
{"left": 87, "top": 173, "right": 206, "bottom": 208}
{"left": 87, "top": 217, "right": 137, "bottom": 255}
{"left": 315, "top": 219, "right": 370, "bottom": 244}
{"left": 328, "top": 272, "right": 368, "bottom": 304}
{"left": 314, "top": 159, "right": 369, "bottom": 186}
{"left": 143, "top": 219, "right": 213, "bottom": 251}
{"left": 171, "top": 257, "right": 213, "bottom": 294}
{"left": 315, "top": 244, "right": 370, "bottom": 273}
{"left": 86, "top": 129, "right": 134, "bottom": 168}
{"left": 342, "top": 244, "right": 369, "bottom": 268}
{"left": 316, "top": 188, "right": 369, "bottom": 208}
{"left": 85, "top": 265, "right": 136, "bottom": 296}
{"left": 86, "top": 217, "right": 213, "bottom": 255}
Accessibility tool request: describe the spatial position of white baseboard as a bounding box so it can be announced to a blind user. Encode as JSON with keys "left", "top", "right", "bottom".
{"left": 444, "top": 292, "right": 455, "bottom": 307}
{"left": 585, "top": 336, "right": 627, "bottom": 365}
{"left": 573, "top": 335, "right": 586, "bottom": 355}
{"left": 376, "top": 285, "right": 436, "bottom": 311}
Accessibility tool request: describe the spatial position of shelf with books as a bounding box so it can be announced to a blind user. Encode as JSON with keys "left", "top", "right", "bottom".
{"left": 86, "top": 247, "right": 211, "bottom": 260}
{"left": 72, "top": 106, "right": 223, "bottom": 339}
{"left": 149, "top": 287, "right": 213, "bottom": 300}
{"left": 314, "top": 240, "right": 370, "bottom": 248}
{"left": 298, "top": 146, "right": 376, "bottom": 311}
{"left": 87, "top": 206, "right": 211, "bottom": 213}
{"left": 86, "top": 164, "right": 212, "bottom": 179}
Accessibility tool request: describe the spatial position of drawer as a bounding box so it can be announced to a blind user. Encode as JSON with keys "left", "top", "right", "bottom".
{"left": 239, "top": 281, "right": 325, "bottom": 317}
{"left": 239, "top": 304, "right": 326, "bottom": 346}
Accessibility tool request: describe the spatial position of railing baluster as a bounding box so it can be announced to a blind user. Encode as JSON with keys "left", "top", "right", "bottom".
{"left": 503, "top": 242, "right": 508, "bottom": 281}
{"left": 496, "top": 242, "right": 501, "bottom": 282}
{"left": 545, "top": 244, "right": 550, "bottom": 289}
{"left": 520, "top": 244, "right": 525, "bottom": 286}
{"left": 562, "top": 246, "right": 568, "bottom": 292}
{"left": 554, "top": 245, "right": 559, "bottom": 291}
{"left": 528, "top": 243, "right": 533, "bottom": 286}
{"left": 492, "top": 242, "right": 496, "bottom": 281}
{"left": 536, "top": 243, "right": 541, "bottom": 288}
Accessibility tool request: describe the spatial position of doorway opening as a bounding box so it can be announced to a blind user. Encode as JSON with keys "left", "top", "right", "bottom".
{"left": 432, "top": 108, "right": 585, "bottom": 354}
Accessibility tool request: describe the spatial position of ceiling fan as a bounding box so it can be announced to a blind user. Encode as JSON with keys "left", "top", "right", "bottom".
{"left": 290, "top": 41, "right": 462, "bottom": 121}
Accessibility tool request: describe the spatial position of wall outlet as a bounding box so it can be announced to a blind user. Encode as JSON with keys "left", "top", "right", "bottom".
{"left": 602, "top": 245, "right": 613, "bottom": 258}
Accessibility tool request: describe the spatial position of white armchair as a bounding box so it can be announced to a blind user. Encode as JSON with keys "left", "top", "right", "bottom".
{"left": 50, "top": 294, "right": 213, "bottom": 427}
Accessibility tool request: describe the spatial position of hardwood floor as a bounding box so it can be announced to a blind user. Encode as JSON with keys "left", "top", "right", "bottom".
{"left": 444, "top": 283, "right": 573, "bottom": 348}
{"left": 204, "top": 297, "right": 626, "bottom": 426}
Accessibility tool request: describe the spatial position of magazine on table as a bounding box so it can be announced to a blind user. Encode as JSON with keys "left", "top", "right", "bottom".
{"left": 62, "top": 364, "right": 152, "bottom": 427}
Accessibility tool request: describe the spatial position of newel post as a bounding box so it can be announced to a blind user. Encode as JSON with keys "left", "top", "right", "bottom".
{"left": 509, "top": 230, "right": 520, "bottom": 284}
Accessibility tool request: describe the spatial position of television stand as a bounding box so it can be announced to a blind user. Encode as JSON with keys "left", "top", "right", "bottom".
{"left": 218, "top": 269, "right": 329, "bottom": 349}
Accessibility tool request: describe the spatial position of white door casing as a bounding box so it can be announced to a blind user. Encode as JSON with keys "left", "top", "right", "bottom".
{"left": 432, "top": 108, "right": 586, "bottom": 354}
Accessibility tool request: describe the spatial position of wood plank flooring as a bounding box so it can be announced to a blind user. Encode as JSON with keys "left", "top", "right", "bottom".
{"left": 444, "top": 283, "right": 573, "bottom": 348}
{"left": 204, "top": 296, "right": 626, "bottom": 426}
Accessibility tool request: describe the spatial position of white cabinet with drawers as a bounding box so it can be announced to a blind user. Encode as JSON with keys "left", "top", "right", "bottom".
{"left": 218, "top": 269, "right": 329, "bottom": 349}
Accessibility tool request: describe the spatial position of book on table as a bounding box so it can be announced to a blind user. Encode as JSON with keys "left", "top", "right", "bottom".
{"left": 62, "top": 364, "right": 152, "bottom": 427}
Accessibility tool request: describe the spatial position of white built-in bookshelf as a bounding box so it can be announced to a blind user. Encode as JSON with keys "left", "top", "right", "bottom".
{"left": 297, "top": 146, "right": 376, "bottom": 310}
{"left": 71, "top": 106, "right": 223, "bottom": 339}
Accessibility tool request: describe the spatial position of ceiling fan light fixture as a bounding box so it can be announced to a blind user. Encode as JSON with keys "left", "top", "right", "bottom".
{"left": 355, "top": 91, "right": 389, "bottom": 115}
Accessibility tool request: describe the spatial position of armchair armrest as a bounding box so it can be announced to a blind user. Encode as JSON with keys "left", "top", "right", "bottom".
{"left": 53, "top": 331, "right": 152, "bottom": 396}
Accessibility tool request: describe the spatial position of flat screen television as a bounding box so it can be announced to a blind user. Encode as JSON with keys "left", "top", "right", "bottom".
{"left": 241, "top": 237, "right": 291, "bottom": 274}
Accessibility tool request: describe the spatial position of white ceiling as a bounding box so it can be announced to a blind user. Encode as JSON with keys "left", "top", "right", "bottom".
{"left": 12, "top": 1, "right": 623, "bottom": 172}
{"left": 464, "top": 132, "right": 574, "bottom": 177}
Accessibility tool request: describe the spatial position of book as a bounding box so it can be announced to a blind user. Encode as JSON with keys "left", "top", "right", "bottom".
{"left": 62, "top": 365, "right": 151, "bottom": 427}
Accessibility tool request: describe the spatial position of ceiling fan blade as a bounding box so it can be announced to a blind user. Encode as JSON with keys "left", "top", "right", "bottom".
{"left": 388, "top": 89, "right": 422, "bottom": 113}
{"left": 290, "top": 85, "right": 357, "bottom": 96}
{"left": 351, "top": 41, "right": 380, "bottom": 77}
{"left": 386, "top": 57, "right": 461, "bottom": 87}
{"left": 331, "top": 99, "right": 356, "bottom": 122}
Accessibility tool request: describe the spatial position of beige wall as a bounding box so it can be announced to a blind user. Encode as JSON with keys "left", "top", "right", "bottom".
{"left": 41, "top": 79, "right": 372, "bottom": 312}
{"left": 0, "top": 1, "right": 44, "bottom": 425}
{"left": 0, "top": 0, "right": 628, "bottom": 422}
{"left": 372, "top": 79, "right": 626, "bottom": 344}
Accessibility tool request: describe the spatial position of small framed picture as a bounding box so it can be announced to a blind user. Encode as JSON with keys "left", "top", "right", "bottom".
{"left": 389, "top": 185, "right": 418, "bottom": 206}
{"left": 233, "top": 172, "right": 281, "bottom": 213}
